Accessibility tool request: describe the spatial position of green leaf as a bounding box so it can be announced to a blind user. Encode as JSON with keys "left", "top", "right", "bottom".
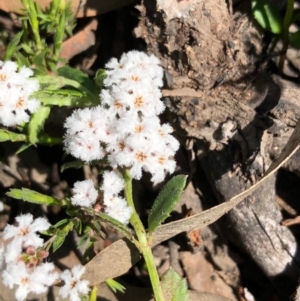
{"left": 4, "top": 31, "right": 23, "bottom": 61}
{"left": 16, "top": 143, "right": 32, "bottom": 155}
{"left": 290, "top": 30, "right": 300, "bottom": 48}
{"left": 28, "top": 106, "right": 51, "bottom": 144}
{"left": 161, "top": 268, "right": 188, "bottom": 301}
{"left": 14, "top": 52, "right": 30, "bottom": 67}
{"left": 53, "top": 218, "right": 70, "bottom": 228}
{"left": 77, "top": 232, "right": 90, "bottom": 248}
{"left": 252, "top": 0, "right": 282, "bottom": 34}
{"left": 52, "top": 229, "right": 67, "bottom": 252}
{"left": 35, "top": 75, "right": 65, "bottom": 90}
{"left": 32, "top": 49, "right": 49, "bottom": 67}
{"left": 105, "top": 279, "right": 126, "bottom": 293}
{"left": 7, "top": 188, "right": 62, "bottom": 205}
{"left": 83, "top": 207, "right": 134, "bottom": 241}
{"left": 94, "top": 69, "right": 107, "bottom": 91}
{"left": 21, "top": 43, "right": 35, "bottom": 55}
{"left": 58, "top": 66, "right": 99, "bottom": 102}
{"left": 148, "top": 175, "right": 187, "bottom": 233}
{"left": 0, "top": 129, "right": 27, "bottom": 142}
{"left": 60, "top": 160, "right": 85, "bottom": 172}
{"left": 53, "top": 11, "right": 66, "bottom": 58}
{"left": 71, "top": 217, "right": 82, "bottom": 233}
{"left": 34, "top": 89, "right": 93, "bottom": 107}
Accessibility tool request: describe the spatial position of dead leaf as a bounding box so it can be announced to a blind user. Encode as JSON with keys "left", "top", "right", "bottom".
{"left": 83, "top": 238, "right": 140, "bottom": 285}
{"left": 151, "top": 118, "right": 300, "bottom": 246}
{"left": 83, "top": 118, "right": 300, "bottom": 285}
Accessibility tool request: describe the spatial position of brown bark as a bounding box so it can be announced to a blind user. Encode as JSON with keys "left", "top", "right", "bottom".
{"left": 135, "top": 0, "right": 300, "bottom": 298}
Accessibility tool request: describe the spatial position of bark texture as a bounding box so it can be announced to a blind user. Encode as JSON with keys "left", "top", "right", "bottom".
{"left": 135, "top": 0, "right": 300, "bottom": 298}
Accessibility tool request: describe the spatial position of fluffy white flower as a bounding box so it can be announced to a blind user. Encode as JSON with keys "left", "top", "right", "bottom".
{"left": 0, "top": 60, "right": 40, "bottom": 126}
{"left": 104, "top": 196, "right": 133, "bottom": 224}
{"left": 59, "top": 265, "right": 90, "bottom": 301}
{"left": 102, "top": 170, "right": 125, "bottom": 196}
{"left": 3, "top": 214, "right": 50, "bottom": 262}
{"left": 64, "top": 134, "right": 104, "bottom": 162}
{"left": 71, "top": 179, "right": 98, "bottom": 207}
{"left": 2, "top": 261, "right": 58, "bottom": 301}
{"left": 63, "top": 51, "right": 179, "bottom": 223}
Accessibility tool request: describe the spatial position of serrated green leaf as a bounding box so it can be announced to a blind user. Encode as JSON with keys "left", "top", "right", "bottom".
{"left": 252, "top": 0, "right": 282, "bottom": 34}
{"left": 148, "top": 175, "right": 187, "bottom": 233}
{"left": 290, "top": 30, "right": 300, "bottom": 48}
{"left": 61, "top": 160, "right": 85, "bottom": 172}
{"left": 4, "top": 31, "right": 23, "bottom": 61}
{"left": 7, "top": 188, "right": 62, "bottom": 205}
{"left": 28, "top": 106, "right": 51, "bottom": 144}
{"left": 58, "top": 66, "right": 99, "bottom": 102}
{"left": 161, "top": 268, "right": 188, "bottom": 301}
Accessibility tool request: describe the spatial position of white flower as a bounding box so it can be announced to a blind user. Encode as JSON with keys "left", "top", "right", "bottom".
{"left": 101, "top": 170, "right": 125, "bottom": 196}
{"left": 64, "top": 134, "right": 104, "bottom": 162}
{"left": 64, "top": 107, "right": 108, "bottom": 140}
{"left": 3, "top": 214, "right": 50, "bottom": 262}
{"left": 2, "top": 261, "right": 58, "bottom": 301}
{"left": 104, "top": 196, "right": 133, "bottom": 224}
{"left": 59, "top": 265, "right": 90, "bottom": 301}
{"left": 0, "top": 60, "right": 40, "bottom": 126}
{"left": 71, "top": 179, "right": 98, "bottom": 207}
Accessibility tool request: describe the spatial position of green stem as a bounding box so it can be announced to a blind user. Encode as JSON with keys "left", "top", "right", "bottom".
{"left": 89, "top": 285, "right": 98, "bottom": 301}
{"left": 26, "top": 0, "right": 42, "bottom": 50}
{"left": 123, "top": 169, "right": 165, "bottom": 301}
{"left": 279, "top": 0, "right": 294, "bottom": 73}
{"left": 37, "top": 134, "right": 62, "bottom": 146}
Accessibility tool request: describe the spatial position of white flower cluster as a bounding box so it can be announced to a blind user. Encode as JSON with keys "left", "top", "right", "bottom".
{"left": 1, "top": 214, "right": 90, "bottom": 301}
{"left": 0, "top": 61, "right": 40, "bottom": 126}
{"left": 59, "top": 265, "right": 90, "bottom": 301}
{"left": 70, "top": 172, "right": 133, "bottom": 225}
{"left": 1, "top": 214, "right": 58, "bottom": 301}
{"left": 64, "top": 50, "right": 179, "bottom": 184}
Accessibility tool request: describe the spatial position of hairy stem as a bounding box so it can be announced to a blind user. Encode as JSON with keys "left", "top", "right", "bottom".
{"left": 123, "top": 169, "right": 165, "bottom": 301}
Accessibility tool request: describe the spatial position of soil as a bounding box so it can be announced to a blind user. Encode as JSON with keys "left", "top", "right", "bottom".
{"left": 1, "top": 0, "right": 300, "bottom": 300}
